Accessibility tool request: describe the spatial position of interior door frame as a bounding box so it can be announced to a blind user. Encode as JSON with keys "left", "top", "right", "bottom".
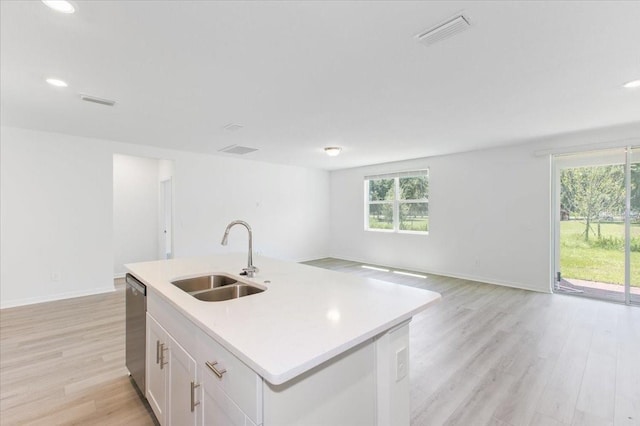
{"left": 160, "top": 177, "right": 173, "bottom": 260}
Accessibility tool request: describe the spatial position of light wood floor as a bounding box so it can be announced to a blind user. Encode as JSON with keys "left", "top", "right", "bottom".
{"left": 0, "top": 279, "right": 156, "bottom": 426}
{"left": 2, "top": 260, "right": 639, "bottom": 425}
{"left": 304, "top": 259, "right": 640, "bottom": 426}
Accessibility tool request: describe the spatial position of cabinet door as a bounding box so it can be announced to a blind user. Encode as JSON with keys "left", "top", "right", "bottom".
{"left": 146, "top": 313, "right": 168, "bottom": 424}
{"left": 167, "top": 335, "right": 198, "bottom": 426}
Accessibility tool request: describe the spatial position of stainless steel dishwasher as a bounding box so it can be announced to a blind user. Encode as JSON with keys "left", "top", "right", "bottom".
{"left": 125, "top": 273, "right": 146, "bottom": 394}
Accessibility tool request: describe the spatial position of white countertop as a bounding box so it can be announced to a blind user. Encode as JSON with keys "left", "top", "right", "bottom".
{"left": 126, "top": 254, "right": 441, "bottom": 385}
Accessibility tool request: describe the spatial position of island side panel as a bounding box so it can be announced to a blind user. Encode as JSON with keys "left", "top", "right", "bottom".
{"left": 375, "top": 321, "right": 411, "bottom": 426}
{"left": 262, "top": 338, "right": 376, "bottom": 425}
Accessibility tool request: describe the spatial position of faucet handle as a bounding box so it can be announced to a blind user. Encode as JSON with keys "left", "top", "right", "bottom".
{"left": 241, "top": 266, "right": 259, "bottom": 278}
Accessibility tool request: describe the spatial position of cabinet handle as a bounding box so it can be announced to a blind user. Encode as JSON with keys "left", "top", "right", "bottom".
{"left": 156, "top": 340, "right": 161, "bottom": 364}
{"left": 159, "top": 343, "right": 168, "bottom": 369}
{"left": 190, "top": 381, "right": 200, "bottom": 412}
{"left": 205, "top": 360, "right": 227, "bottom": 378}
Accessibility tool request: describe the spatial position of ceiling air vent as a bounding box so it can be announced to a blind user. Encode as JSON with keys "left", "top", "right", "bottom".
{"left": 416, "top": 14, "right": 470, "bottom": 47}
{"left": 218, "top": 145, "right": 258, "bottom": 155}
{"left": 79, "top": 94, "right": 116, "bottom": 106}
{"left": 223, "top": 123, "right": 244, "bottom": 132}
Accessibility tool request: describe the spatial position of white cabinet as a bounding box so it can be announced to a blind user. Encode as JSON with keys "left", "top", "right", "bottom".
{"left": 202, "top": 372, "right": 248, "bottom": 426}
{"left": 145, "top": 287, "right": 411, "bottom": 425}
{"left": 146, "top": 313, "right": 168, "bottom": 423}
{"left": 167, "top": 334, "right": 198, "bottom": 426}
{"left": 147, "top": 291, "right": 260, "bottom": 426}
{"left": 146, "top": 312, "right": 198, "bottom": 426}
{"left": 197, "top": 329, "right": 262, "bottom": 426}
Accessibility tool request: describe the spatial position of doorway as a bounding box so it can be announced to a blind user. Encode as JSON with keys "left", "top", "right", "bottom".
{"left": 553, "top": 147, "right": 639, "bottom": 305}
{"left": 159, "top": 178, "right": 173, "bottom": 260}
{"left": 113, "top": 154, "right": 175, "bottom": 277}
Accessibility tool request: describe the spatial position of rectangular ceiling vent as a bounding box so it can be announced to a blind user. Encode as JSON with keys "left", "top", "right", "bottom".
{"left": 223, "top": 123, "right": 244, "bottom": 132}
{"left": 218, "top": 144, "right": 258, "bottom": 155}
{"left": 416, "top": 14, "right": 470, "bottom": 47}
{"left": 79, "top": 94, "right": 116, "bottom": 106}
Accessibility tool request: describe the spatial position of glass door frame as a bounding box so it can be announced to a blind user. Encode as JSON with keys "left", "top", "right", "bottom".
{"left": 552, "top": 145, "right": 638, "bottom": 305}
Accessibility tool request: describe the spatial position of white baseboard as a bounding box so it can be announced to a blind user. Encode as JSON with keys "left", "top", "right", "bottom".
{"left": 113, "top": 272, "right": 126, "bottom": 279}
{"left": 427, "top": 270, "right": 550, "bottom": 294}
{"left": 0, "top": 286, "right": 116, "bottom": 310}
{"left": 327, "top": 255, "right": 550, "bottom": 294}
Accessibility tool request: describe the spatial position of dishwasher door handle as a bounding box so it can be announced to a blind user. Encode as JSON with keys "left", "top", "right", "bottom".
{"left": 126, "top": 274, "right": 146, "bottom": 294}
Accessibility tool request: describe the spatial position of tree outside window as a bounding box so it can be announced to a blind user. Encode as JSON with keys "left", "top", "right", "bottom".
{"left": 365, "top": 171, "right": 429, "bottom": 233}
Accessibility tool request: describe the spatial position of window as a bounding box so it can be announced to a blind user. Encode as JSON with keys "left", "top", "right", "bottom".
{"left": 365, "top": 170, "right": 429, "bottom": 233}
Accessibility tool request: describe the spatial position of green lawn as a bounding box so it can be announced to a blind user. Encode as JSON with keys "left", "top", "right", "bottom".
{"left": 560, "top": 220, "right": 640, "bottom": 287}
{"left": 368, "top": 216, "right": 428, "bottom": 232}
{"left": 401, "top": 217, "right": 428, "bottom": 232}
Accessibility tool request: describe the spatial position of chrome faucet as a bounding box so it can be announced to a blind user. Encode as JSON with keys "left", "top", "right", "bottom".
{"left": 221, "top": 220, "right": 259, "bottom": 277}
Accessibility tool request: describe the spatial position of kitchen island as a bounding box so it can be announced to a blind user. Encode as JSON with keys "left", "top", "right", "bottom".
{"left": 126, "top": 254, "right": 441, "bottom": 425}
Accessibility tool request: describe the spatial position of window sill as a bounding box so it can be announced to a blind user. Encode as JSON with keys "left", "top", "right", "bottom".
{"left": 365, "top": 228, "right": 428, "bottom": 236}
{"left": 398, "top": 230, "right": 429, "bottom": 236}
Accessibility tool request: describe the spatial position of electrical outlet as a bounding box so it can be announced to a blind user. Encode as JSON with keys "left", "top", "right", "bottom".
{"left": 51, "top": 272, "right": 61, "bottom": 282}
{"left": 396, "top": 347, "right": 407, "bottom": 381}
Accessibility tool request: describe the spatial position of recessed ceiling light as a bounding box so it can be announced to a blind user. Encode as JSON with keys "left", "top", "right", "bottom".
{"left": 324, "top": 147, "right": 342, "bottom": 157}
{"left": 46, "top": 78, "right": 68, "bottom": 87}
{"left": 41, "top": 0, "right": 76, "bottom": 14}
{"left": 623, "top": 79, "right": 640, "bottom": 89}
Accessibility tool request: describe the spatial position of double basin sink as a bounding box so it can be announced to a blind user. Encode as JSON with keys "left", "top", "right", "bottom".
{"left": 171, "top": 274, "right": 264, "bottom": 302}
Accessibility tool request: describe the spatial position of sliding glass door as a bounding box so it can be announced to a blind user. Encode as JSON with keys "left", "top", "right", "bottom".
{"left": 630, "top": 147, "right": 640, "bottom": 304}
{"left": 554, "top": 146, "right": 639, "bottom": 305}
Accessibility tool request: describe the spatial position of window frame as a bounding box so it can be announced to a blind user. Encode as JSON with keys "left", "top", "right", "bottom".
{"left": 364, "top": 169, "right": 429, "bottom": 234}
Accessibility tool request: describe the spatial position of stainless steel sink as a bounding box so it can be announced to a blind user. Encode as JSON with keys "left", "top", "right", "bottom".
{"left": 171, "top": 274, "right": 265, "bottom": 301}
{"left": 171, "top": 274, "right": 238, "bottom": 293}
{"left": 193, "top": 284, "right": 264, "bottom": 302}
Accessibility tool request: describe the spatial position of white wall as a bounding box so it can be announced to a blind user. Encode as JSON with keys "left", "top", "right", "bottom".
{"left": 3, "top": 122, "right": 637, "bottom": 307}
{"left": 113, "top": 154, "right": 161, "bottom": 276}
{"left": 172, "top": 152, "right": 330, "bottom": 261}
{"left": 0, "top": 128, "right": 115, "bottom": 306}
{"left": 329, "top": 122, "right": 640, "bottom": 293}
{"left": 1, "top": 126, "right": 330, "bottom": 308}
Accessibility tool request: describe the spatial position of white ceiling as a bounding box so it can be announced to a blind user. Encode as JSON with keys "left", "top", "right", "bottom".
{"left": 1, "top": 1, "right": 639, "bottom": 170}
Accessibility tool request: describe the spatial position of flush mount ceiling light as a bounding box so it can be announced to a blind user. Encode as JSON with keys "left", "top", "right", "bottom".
{"left": 324, "top": 147, "right": 342, "bottom": 157}
{"left": 46, "top": 78, "right": 68, "bottom": 87}
{"left": 41, "top": 0, "right": 76, "bottom": 14}
{"left": 623, "top": 79, "right": 640, "bottom": 89}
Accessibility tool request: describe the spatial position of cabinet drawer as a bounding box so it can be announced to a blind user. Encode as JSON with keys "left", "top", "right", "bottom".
{"left": 202, "top": 376, "right": 247, "bottom": 426}
{"left": 147, "top": 290, "right": 197, "bottom": 355}
{"left": 197, "top": 330, "right": 263, "bottom": 425}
